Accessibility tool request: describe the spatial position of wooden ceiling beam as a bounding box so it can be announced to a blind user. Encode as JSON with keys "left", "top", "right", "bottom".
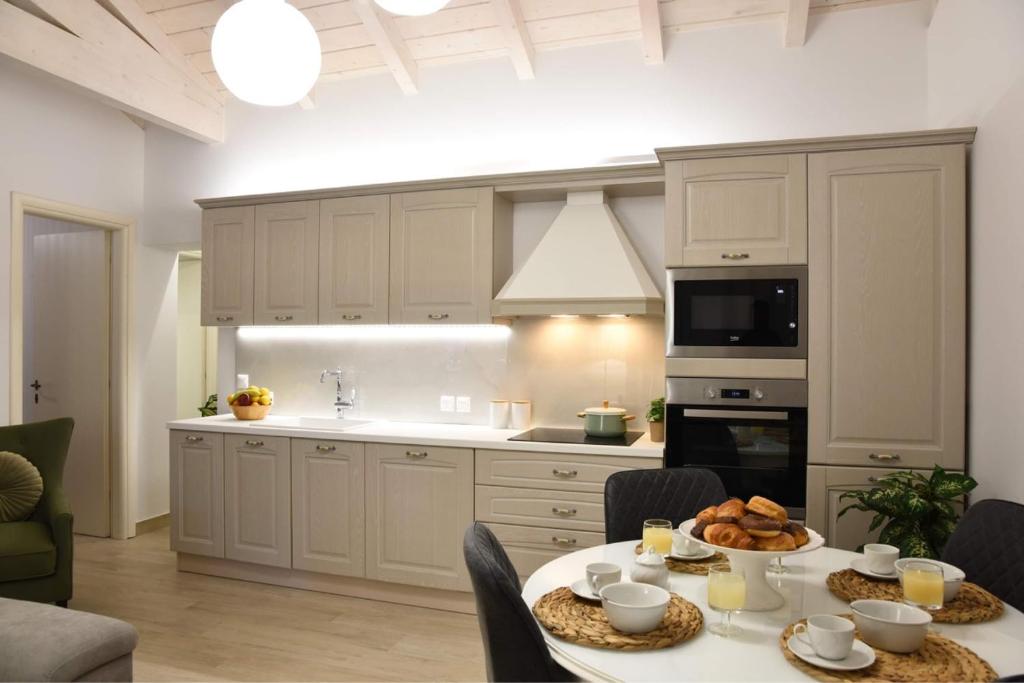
{"left": 0, "top": 0, "right": 224, "bottom": 142}
{"left": 490, "top": 0, "right": 534, "bottom": 79}
{"left": 637, "top": 0, "right": 663, "bottom": 64}
{"left": 784, "top": 0, "right": 810, "bottom": 47}
{"left": 351, "top": 0, "right": 418, "bottom": 95}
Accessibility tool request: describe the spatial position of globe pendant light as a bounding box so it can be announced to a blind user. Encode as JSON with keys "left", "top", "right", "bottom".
{"left": 373, "top": 0, "right": 451, "bottom": 17}
{"left": 212, "top": 0, "right": 322, "bottom": 107}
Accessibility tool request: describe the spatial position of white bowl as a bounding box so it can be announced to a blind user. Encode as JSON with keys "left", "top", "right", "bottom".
{"left": 850, "top": 599, "right": 932, "bottom": 653}
{"left": 599, "top": 582, "right": 670, "bottom": 634}
{"left": 894, "top": 558, "right": 965, "bottom": 602}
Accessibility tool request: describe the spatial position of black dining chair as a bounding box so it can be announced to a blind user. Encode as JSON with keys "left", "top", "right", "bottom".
{"left": 603, "top": 468, "right": 727, "bottom": 544}
{"left": 463, "top": 522, "right": 574, "bottom": 682}
{"left": 941, "top": 498, "right": 1024, "bottom": 612}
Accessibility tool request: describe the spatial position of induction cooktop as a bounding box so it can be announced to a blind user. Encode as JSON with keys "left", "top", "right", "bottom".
{"left": 508, "top": 428, "right": 645, "bottom": 447}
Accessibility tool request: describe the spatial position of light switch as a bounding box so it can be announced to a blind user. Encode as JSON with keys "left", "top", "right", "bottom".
{"left": 456, "top": 396, "right": 472, "bottom": 413}
{"left": 440, "top": 395, "right": 455, "bottom": 412}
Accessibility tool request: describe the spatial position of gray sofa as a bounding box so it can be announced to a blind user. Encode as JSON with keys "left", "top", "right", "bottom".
{"left": 0, "top": 597, "right": 138, "bottom": 681}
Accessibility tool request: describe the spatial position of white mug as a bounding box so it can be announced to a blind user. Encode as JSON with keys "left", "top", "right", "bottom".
{"left": 585, "top": 562, "right": 621, "bottom": 595}
{"left": 671, "top": 530, "right": 697, "bottom": 557}
{"left": 794, "top": 615, "right": 855, "bottom": 660}
{"left": 864, "top": 543, "right": 900, "bottom": 575}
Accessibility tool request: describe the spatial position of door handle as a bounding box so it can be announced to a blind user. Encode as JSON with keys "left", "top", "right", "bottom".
{"left": 341, "top": 314, "right": 362, "bottom": 321}
{"left": 405, "top": 450, "right": 428, "bottom": 459}
{"left": 551, "top": 537, "right": 577, "bottom": 547}
{"left": 552, "top": 468, "right": 578, "bottom": 478}
{"left": 721, "top": 253, "right": 751, "bottom": 260}
{"left": 427, "top": 313, "right": 450, "bottom": 321}
{"left": 30, "top": 380, "right": 41, "bottom": 404}
{"left": 868, "top": 453, "right": 900, "bottom": 462}
{"left": 274, "top": 315, "right": 293, "bottom": 322}
{"left": 185, "top": 435, "right": 204, "bottom": 443}
{"left": 245, "top": 439, "right": 265, "bottom": 448}
{"left": 315, "top": 444, "right": 336, "bottom": 452}
{"left": 215, "top": 315, "right": 234, "bottom": 322}
{"left": 552, "top": 507, "right": 577, "bottom": 516}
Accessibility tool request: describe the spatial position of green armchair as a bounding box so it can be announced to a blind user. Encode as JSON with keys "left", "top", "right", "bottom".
{"left": 0, "top": 418, "right": 74, "bottom": 606}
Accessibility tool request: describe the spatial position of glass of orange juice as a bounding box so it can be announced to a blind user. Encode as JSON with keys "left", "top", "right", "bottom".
{"left": 707, "top": 563, "right": 746, "bottom": 637}
{"left": 901, "top": 560, "right": 944, "bottom": 611}
{"left": 642, "top": 519, "right": 673, "bottom": 555}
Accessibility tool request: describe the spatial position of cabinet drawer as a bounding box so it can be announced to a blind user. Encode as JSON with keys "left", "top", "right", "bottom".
{"left": 475, "top": 485, "right": 605, "bottom": 532}
{"left": 476, "top": 450, "right": 659, "bottom": 493}
{"left": 484, "top": 522, "right": 605, "bottom": 580}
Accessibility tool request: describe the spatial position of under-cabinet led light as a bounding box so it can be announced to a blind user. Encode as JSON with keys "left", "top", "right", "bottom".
{"left": 549, "top": 314, "right": 580, "bottom": 319}
{"left": 236, "top": 325, "right": 512, "bottom": 342}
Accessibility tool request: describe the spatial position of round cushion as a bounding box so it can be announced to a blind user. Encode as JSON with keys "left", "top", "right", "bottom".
{"left": 0, "top": 451, "right": 43, "bottom": 522}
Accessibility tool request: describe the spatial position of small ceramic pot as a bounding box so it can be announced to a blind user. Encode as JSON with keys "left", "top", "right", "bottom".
{"left": 648, "top": 421, "right": 665, "bottom": 443}
{"left": 630, "top": 547, "right": 670, "bottom": 590}
{"left": 577, "top": 401, "right": 635, "bottom": 437}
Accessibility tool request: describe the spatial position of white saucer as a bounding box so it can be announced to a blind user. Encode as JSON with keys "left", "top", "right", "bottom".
{"left": 850, "top": 557, "right": 899, "bottom": 581}
{"left": 570, "top": 578, "right": 601, "bottom": 602}
{"left": 787, "top": 636, "right": 876, "bottom": 671}
{"left": 669, "top": 546, "right": 715, "bottom": 561}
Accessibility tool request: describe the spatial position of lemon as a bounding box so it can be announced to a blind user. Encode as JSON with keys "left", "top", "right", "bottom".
{"left": 259, "top": 387, "right": 270, "bottom": 396}
{"left": 227, "top": 392, "right": 237, "bottom": 405}
{"left": 258, "top": 396, "right": 271, "bottom": 406}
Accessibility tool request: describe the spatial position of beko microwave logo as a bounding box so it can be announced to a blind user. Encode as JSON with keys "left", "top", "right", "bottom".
{"left": 729, "top": 335, "right": 740, "bottom": 342}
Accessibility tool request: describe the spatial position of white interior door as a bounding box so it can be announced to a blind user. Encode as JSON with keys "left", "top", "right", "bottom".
{"left": 25, "top": 226, "right": 111, "bottom": 537}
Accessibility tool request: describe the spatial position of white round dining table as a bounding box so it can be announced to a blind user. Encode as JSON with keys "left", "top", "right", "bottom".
{"left": 521, "top": 541, "right": 1024, "bottom": 682}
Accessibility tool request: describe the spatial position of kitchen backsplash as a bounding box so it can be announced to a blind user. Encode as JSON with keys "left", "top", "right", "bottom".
{"left": 233, "top": 316, "right": 665, "bottom": 428}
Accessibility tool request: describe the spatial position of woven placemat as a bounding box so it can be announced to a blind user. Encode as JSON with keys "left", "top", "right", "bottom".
{"left": 532, "top": 587, "right": 703, "bottom": 650}
{"left": 634, "top": 543, "right": 726, "bottom": 575}
{"left": 826, "top": 569, "right": 1004, "bottom": 624}
{"left": 779, "top": 616, "right": 997, "bottom": 682}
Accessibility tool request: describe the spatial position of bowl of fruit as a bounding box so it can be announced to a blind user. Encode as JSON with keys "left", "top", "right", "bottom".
{"left": 228, "top": 386, "right": 272, "bottom": 421}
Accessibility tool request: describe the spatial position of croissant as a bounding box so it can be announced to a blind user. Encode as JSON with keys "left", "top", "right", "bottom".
{"left": 747, "top": 495, "right": 787, "bottom": 523}
{"left": 695, "top": 505, "right": 719, "bottom": 525}
{"left": 703, "top": 523, "right": 756, "bottom": 551}
{"left": 753, "top": 532, "right": 796, "bottom": 552}
{"left": 717, "top": 498, "right": 747, "bottom": 519}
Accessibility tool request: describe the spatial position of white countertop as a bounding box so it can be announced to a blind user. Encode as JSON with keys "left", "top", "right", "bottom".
{"left": 166, "top": 415, "right": 665, "bottom": 458}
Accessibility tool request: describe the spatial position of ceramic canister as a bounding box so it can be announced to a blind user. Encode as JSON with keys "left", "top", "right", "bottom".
{"left": 510, "top": 400, "right": 532, "bottom": 430}
{"left": 489, "top": 400, "right": 510, "bottom": 429}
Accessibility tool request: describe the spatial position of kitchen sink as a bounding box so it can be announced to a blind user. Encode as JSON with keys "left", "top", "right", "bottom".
{"left": 248, "top": 416, "right": 372, "bottom": 431}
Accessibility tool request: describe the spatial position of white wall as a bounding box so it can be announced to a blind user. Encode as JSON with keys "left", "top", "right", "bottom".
{"left": 143, "top": 1, "right": 930, "bottom": 248}
{"left": 0, "top": 58, "right": 176, "bottom": 524}
{"left": 927, "top": 0, "right": 1024, "bottom": 504}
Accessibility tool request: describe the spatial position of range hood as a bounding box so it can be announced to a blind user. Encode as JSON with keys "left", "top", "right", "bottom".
{"left": 492, "top": 191, "right": 663, "bottom": 317}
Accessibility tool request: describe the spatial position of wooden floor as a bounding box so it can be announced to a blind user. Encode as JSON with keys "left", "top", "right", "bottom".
{"left": 73, "top": 529, "right": 486, "bottom": 681}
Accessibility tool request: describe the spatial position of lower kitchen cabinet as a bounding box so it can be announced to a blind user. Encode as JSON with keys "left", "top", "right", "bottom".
{"left": 291, "top": 439, "right": 365, "bottom": 577}
{"left": 224, "top": 434, "right": 292, "bottom": 568}
{"left": 364, "top": 443, "right": 474, "bottom": 591}
{"left": 484, "top": 522, "right": 604, "bottom": 581}
{"left": 475, "top": 485, "right": 606, "bottom": 532}
{"left": 169, "top": 431, "right": 224, "bottom": 558}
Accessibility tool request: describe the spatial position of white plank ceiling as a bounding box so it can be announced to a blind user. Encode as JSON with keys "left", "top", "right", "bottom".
{"left": 143, "top": 0, "right": 922, "bottom": 95}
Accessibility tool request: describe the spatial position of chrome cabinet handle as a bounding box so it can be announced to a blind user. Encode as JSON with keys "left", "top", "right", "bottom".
{"left": 215, "top": 315, "right": 234, "bottom": 322}
{"left": 274, "top": 315, "right": 293, "bottom": 322}
{"left": 869, "top": 453, "right": 900, "bottom": 462}
{"left": 427, "top": 313, "right": 450, "bottom": 321}
{"left": 315, "top": 444, "right": 336, "bottom": 453}
{"left": 551, "top": 537, "right": 577, "bottom": 547}
{"left": 552, "top": 507, "right": 577, "bottom": 516}
{"left": 721, "top": 253, "right": 751, "bottom": 260}
{"left": 406, "top": 450, "right": 428, "bottom": 459}
{"left": 867, "top": 476, "right": 880, "bottom": 483}
{"left": 245, "top": 439, "right": 265, "bottom": 448}
{"left": 341, "top": 314, "right": 362, "bottom": 321}
{"left": 552, "top": 469, "right": 578, "bottom": 478}
{"left": 184, "top": 435, "right": 204, "bottom": 442}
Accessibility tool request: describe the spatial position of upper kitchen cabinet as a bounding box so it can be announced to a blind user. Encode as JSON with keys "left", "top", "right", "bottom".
{"left": 201, "top": 206, "right": 255, "bottom": 326}
{"left": 389, "top": 187, "right": 509, "bottom": 324}
{"left": 663, "top": 154, "right": 807, "bottom": 267}
{"left": 253, "top": 201, "right": 319, "bottom": 325}
{"left": 808, "top": 145, "right": 966, "bottom": 471}
{"left": 319, "top": 196, "right": 390, "bottom": 324}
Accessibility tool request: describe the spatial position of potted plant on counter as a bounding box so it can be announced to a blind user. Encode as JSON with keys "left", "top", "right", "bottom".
{"left": 838, "top": 466, "right": 977, "bottom": 558}
{"left": 646, "top": 397, "right": 665, "bottom": 443}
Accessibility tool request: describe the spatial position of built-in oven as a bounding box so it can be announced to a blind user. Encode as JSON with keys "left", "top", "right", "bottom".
{"left": 666, "top": 266, "right": 807, "bottom": 359}
{"left": 665, "top": 377, "right": 807, "bottom": 518}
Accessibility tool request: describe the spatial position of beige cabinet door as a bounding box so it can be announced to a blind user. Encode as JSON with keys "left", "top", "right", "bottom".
{"left": 201, "top": 206, "right": 254, "bottom": 326}
{"left": 484, "top": 522, "right": 605, "bottom": 581}
{"left": 389, "top": 188, "right": 494, "bottom": 324}
{"left": 365, "top": 443, "right": 474, "bottom": 591}
{"left": 224, "top": 434, "right": 291, "bottom": 567}
{"left": 254, "top": 201, "right": 319, "bottom": 325}
{"left": 169, "top": 431, "right": 224, "bottom": 557}
{"left": 291, "top": 438, "right": 365, "bottom": 577}
{"left": 665, "top": 154, "right": 807, "bottom": 267}
{"left": 319, "top": 196, "right": 390, "bottom": 324}
{"left": 808, "top": 145, "right": 966, "bottom": 470}
{"left": 806, "top": 465, "right": 964, "bottom": 552}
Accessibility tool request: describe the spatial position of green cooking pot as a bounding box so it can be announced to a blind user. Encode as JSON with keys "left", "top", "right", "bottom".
{"left": 577, "top": 400, "right": 636, "bottom": 437}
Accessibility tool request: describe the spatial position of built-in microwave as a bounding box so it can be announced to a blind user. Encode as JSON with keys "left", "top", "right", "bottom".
{"left": 666, "top": 266, "right": 807, "bottom": 359}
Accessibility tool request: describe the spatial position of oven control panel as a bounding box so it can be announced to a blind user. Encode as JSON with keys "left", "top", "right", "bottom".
{"left": 668, "top": 377, "right": 806, "bottom": 408}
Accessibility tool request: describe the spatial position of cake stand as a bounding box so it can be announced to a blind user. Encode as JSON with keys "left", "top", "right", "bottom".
{"left": 679, "top": 519, "right": 825, "bottom": 611}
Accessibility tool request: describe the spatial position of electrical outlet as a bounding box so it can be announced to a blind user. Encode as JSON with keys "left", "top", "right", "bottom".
{"left": 456, "top": 396, "right": 471, "bottom": 413}
{"left": 440, "top": 395, "right": 455, "bottom": 412}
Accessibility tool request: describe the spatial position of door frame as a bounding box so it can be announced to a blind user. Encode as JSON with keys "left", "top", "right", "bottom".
{"left": 9, "top": 192, "right": 134, "bottom": 540}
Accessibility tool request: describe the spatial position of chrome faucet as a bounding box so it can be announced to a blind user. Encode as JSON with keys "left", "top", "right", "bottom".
{"left": 319, "top": 367, "right": 356, "bottom": 418}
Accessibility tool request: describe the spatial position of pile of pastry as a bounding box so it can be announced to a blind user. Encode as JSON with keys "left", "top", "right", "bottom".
{"left": 690, "top": 495, "right": 810, "bottom": 551}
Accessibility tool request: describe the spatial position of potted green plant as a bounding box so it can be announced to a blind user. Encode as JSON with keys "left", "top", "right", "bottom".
{"left": 646, "top": 397, "right": 665, "bottom": 443}
{"left": 838, "top": 466, "right": 976, "bottom": 558}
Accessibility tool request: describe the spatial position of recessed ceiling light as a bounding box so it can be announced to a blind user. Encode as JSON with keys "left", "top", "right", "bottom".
{"left": 212, "top": 0, "right": 321, "bottom": 107}
{"left": 373, "top": 0, "right": 451, "bottom": 17}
